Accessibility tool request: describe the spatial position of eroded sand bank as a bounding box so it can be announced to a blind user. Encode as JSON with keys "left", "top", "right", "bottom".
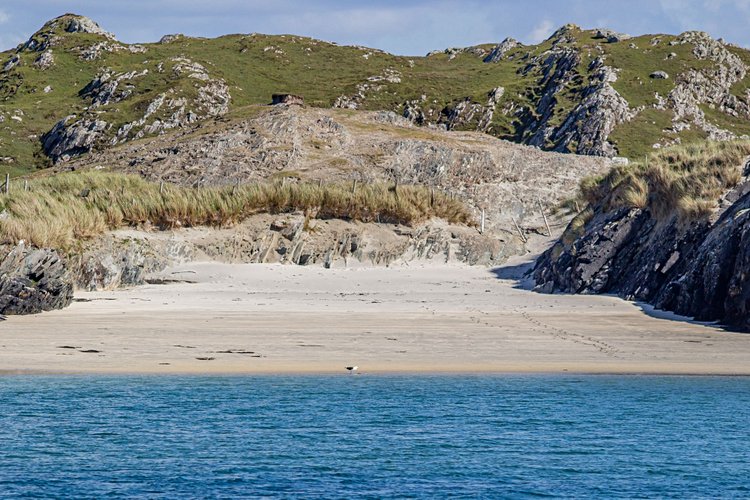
{"left": 2, "top": 261, "right": 750, "bottom": 375}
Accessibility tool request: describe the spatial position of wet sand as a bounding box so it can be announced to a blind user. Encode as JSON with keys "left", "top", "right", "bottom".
{"left": 2, "top": 261, "right": 750, "bottom": 375}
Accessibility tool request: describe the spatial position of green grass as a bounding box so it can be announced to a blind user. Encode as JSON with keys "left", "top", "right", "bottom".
{"left": 0, "top": 171, "right": 473, "bottom": 251}
{"left": 3, "top": 15, "right": 750, "bottom": 178}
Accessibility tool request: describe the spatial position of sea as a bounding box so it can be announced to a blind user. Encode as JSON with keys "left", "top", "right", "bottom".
{"left": 1, "top": 374, "right": 748, "bottom": 498}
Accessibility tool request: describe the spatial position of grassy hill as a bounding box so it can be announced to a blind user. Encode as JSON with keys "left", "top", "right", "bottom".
{"left": 2, "top": 14, "right": 750, "bottom": 178}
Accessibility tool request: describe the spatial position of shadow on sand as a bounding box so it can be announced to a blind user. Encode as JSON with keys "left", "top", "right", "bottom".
{"left": 489, "top": 259, "right": 536, "bottom": 290}
{"left": 491, "top": 257, "right": 729, "bottom": 331}
{"left": 635, "top": 302, "right": 722, "bottom": 328}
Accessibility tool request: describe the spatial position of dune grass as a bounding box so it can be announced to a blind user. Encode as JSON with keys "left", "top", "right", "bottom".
{"left": 577, "top": 141, "right": 750, "bottom": 221}
{"left": 0, "top": 172, "right": 473, "bottom": 250}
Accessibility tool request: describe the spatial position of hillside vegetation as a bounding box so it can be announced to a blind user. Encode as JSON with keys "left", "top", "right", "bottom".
{"left": 2, "top": 15, "right": 750, "bottom": 177}
{"left": 579, "top": 141, "right": 750, "bottom": 219}
{"left": 0, "top": 171, "right": 471, "bottom": 250}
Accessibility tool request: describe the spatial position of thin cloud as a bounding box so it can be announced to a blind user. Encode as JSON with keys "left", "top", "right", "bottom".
{"left": 1, "top": 1, "right": 750, "bottom": 54}
{"left": 527, "top": 19, "right": 554, "bottom": 44}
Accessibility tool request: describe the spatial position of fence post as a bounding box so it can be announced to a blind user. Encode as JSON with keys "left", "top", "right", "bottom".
{"left": 480, "top": 209, "right": 485, "bottom": 234}
{"left": 4, "top": 173, "right": 8, "bottom": 195}
{"left": 160, "top": 181, "right": 164, "bottom": 194}
{"left": 538, "top": 200, "right": 551, "bottom": 237}
{"left": 24, "top": 179, "right": 28, "bottom": 192}
{"left": 511, "top": 216, "right": 527, "bottom": 244}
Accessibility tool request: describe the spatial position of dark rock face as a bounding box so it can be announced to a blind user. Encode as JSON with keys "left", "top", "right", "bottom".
{"left": 534, "top": 185, "right": 750, "bottom": 330}
{"left": 0, "top": 244, "right": 74, "bottom": 315}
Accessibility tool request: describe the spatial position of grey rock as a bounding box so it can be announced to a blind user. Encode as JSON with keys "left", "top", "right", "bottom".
{"left": 81, "top": 69, "right": 148, "bottom": 108}
{"left": 75, "top": 238, "right": 169, "bottom": 290}
{"left": 650, "top": 71, "right": 669, "bottom": 79}
{"left": 0, "top": 243, "right": 74, "bottom": 315}
{"left": 63, "top": 16, "right": 115, "bottom": 40}
{"left": 483, "top": 38, "right": 521, "bottom": 63}
{"left": 33, "top": 50, "right": 54, "bottom": 70}
{"left": 160, "top": 34, "right": 184, "bottom": 44}
{"left": 548, "top": 59, "right": 635, "bottom": 157}
{"left": 594, "top": 29, "right": 631, "bottom": 43}
{"left": 439, "top": 86, "right": 504, "bottom": 133}
{"left": 664, "top": 32, "right": 747, "bottom": 142}
{"left": 3, "top": 55, "right": 20, "bottom": 72}
{"left": 42, "top": 116, "right": 109, "bottom": 162}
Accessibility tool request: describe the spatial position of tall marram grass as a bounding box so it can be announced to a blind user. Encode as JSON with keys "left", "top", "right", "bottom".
{"left": 0, "top": 172, "right": 472, "bottom": 250}
{"left": 577, "top": 141, "right": 750, "bottom": 220}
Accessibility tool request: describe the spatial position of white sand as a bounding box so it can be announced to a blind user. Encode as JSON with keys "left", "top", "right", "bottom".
{"left": 2, "top": 260, "right": 750, "bottom": 375}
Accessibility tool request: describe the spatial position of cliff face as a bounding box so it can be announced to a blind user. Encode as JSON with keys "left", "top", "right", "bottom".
{"left": 3, "top": 15, "right": 750, "bottom": 174}
{"left": 533, "top": 143, "right": 750, "bottom": 330}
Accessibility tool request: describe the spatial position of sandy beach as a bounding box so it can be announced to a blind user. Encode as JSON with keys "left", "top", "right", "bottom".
{"left": 2, "top": 259, "right": 750, "bottom": 375}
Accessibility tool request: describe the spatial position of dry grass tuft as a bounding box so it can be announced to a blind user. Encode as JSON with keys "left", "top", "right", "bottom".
{"left": 575, "top": 140, "right": 750, "bottom": 220}
{"left": 0, "top": 172, "right": 473, "bottom": 250}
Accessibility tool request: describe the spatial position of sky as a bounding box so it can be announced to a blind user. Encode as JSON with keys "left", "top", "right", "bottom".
{"left": 0, "top": 0, "right": 749, "bottom": 55}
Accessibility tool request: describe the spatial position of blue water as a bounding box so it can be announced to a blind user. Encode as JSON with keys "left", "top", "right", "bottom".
{"left": 1, "top": 375, "right": 749, "bottom": 498}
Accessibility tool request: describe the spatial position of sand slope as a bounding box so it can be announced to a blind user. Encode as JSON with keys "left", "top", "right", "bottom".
{"left": 2, "top": 261, "right": 750, "bottom": 375}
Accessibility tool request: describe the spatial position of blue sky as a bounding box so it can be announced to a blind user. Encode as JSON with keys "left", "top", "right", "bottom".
{"left": 1, "top": 0, "right": 749, "bottom": 55}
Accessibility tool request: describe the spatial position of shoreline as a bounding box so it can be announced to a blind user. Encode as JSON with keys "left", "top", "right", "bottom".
{"left": 2, "top": 261, "right": 750, "bottom": 376}
{"left": 3, "top": 367, "right": 750, "bottom": 377}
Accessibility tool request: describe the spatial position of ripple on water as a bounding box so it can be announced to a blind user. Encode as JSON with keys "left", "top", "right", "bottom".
{"left": 0, "top": 374, "right": 749, "bottom": 498}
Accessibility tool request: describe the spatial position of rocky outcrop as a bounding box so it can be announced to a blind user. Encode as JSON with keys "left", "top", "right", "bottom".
{"left": 662, "top": 31, "right": 748, "bottom": 143}
{"left": 159, "top": 34, "right": 184, "bottom": 44}
{"left": 438, "top": 87, "right": 504, "bottom": 132}
{"left": 80, "top": 69, "right": 148, "bottom": 108}
{"left": 533, "top": 167, "right": 750, "bottom": 331}
{"left": 74, "top": 238, "right": 172, "bottom": 290}
{"left": 33, "top": 51, "right": 54, "bottom": 70}
{"left": 0, "top": 244, "right": 74, "bottom": 315}
{"left": 62, "top": 15, "right": 115, "bottom": 39}
{"left": 483, "top": 38, "right": 521, "bottom": 63}
{"left": 549, "top": 59, "right": 636, "bottom": 156}
{"left": 594, "top": 29, "right": 631, "bottom": 43}
{"left": 112, "top": 57, "right": 230, "bottom": 143}
{"left": 40, "top": 57, "right": 230, "bottom": 161}
{"left": 333, "top": 68, "right": 402, "bottom": 110}
{"left": 19, "top": 14, "right": 114, "bottom": 55}
{"left": 519, "top": 46, "right": 582, "bottom": 147}
{"left": 42, "top": 116, "right": 109, "bottom": 162}
{"left": 79, "top": 41, "right": 147, "bottom": 61}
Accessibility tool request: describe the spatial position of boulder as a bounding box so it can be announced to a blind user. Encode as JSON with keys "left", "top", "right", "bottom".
{"left": 650, "top": 71, "right": 669, "bottom": 79}
{"left": 0, "top": 243, "right": 74, "bottom": 315}
{"left": 594, "top": 29, "right": 632, "bottom": 43}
